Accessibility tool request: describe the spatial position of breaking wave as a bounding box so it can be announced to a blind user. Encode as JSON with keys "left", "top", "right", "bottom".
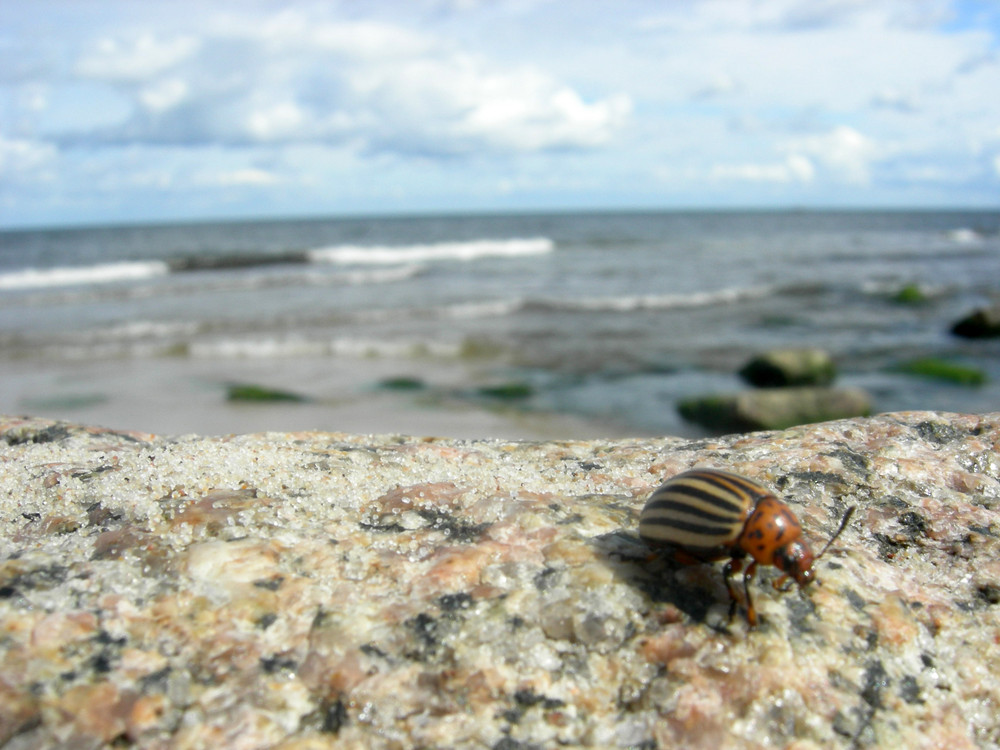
{"left": 0, "top": 237, "right": 553, "bottom": 291}
{"left": 0, "top": 261, "right": 170, "bottom": 290}
{"left": 308, "top": 237, "right": 554, "bottom": 265}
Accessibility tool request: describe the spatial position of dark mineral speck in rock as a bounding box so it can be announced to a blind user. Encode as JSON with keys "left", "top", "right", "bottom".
{"left": 438, "top": 592, "right": 473, "bottom": 611}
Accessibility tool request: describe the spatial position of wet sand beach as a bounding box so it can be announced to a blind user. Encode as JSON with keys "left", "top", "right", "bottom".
{"left": 0, "top": 354, "right": 638, "bottom": 440}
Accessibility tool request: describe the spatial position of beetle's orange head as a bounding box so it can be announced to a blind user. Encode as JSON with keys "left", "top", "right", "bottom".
{"left": 774, "top": 540, "right": 815, "bottom": 587}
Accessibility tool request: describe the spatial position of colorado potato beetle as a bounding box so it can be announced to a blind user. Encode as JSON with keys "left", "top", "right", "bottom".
{"left": 639, "top": 467, "right": 854, "bottom": 627}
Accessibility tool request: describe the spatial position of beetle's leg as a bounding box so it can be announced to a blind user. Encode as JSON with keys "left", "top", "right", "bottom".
{"left": 773, "top": 573, "right": 793, "bottom": 592}
{"left": 742, "top": 561, "right": 759, "bottom": 628}
{"left": 722, "top": 558, "right": 745, "bottom": 623}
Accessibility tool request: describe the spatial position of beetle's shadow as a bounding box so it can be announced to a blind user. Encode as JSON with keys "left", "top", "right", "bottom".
{"left": 591, "top": 530, "right": 734, "bottom": 632}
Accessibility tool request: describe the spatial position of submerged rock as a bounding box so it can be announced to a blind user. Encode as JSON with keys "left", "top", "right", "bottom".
{"left": 951, "top": 304, "right": 1000, "bottom": 338}
{"left": 739, "top": 348, "right": 837, "bottom": 388}
{"left": 1, "top": 411, "right": 998, "bottom": 749}
{"left": 894, "top": 357, "right": 987, "bottom": 386}
{"left": 678, "top": 386, "right": 871, "bottom": 433}
{"left": 226, "top": 382, "right": 310, "bottom": 403}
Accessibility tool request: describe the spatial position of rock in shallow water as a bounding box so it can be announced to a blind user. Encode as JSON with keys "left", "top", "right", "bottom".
{"left": 0, "top": 412, "right": 998, "bottom": 749}
{"left": 951, "top": 304, "right": 1000, "bottom": 338}
{"left": 678, "top": 386, "right": 872, "bottom": 433}
{"left": 738, "top": 348, "right": 837, "bottom": 388}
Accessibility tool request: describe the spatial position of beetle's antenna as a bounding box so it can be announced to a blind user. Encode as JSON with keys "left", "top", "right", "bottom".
{"left": 814, "top": 506, "right": 855, "bottom": 563}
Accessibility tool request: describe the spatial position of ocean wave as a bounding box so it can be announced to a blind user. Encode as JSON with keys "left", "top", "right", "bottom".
{"left": 946, "top": 228, "right": 983, "bottom": 244}
{"left": 307, "top": 237, "right": 555, "bottom": 266}
{"left": 525, "top": 286, "right": 772, "bottom": 313}
{"left": 0, "top": 237, "right": 547, "bottom": 292}
{"left": 336, "top": 265, "right": 426, "bottom": 286}
{"left": 0, "top": 261, "right": 170, "bottom": 290}
{"left": 188, "top": 336, "right": 462, "bottom": 360}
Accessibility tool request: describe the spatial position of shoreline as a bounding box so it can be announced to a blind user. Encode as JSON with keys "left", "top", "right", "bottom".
{"left": 0, "top": 354, "right": 644, "bottom": 441}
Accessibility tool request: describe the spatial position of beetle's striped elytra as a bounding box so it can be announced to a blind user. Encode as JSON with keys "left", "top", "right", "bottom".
{"left": 639, "top": 467, "right": 854, "bottom": 627}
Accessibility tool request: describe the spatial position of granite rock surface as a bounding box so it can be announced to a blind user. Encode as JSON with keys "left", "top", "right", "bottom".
{"left": 0, "top": 412, "right": 998, "bottom": 749}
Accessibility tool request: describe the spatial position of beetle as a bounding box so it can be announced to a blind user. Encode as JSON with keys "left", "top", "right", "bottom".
{"left": 639, "top": 467, "right": 854, "bottom": 627}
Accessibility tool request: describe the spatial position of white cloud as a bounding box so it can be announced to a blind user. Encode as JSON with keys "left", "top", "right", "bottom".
{"left": 711, "top": 154, "right": 815, "bottom": 183}
{"left": 200, "top": 167, "right": 280, "bottom": 187}
{"left": 62, "top": 16, "right": 629, "bottom": 156}
{"left": 138, "top": 78, "right": 188, "bottom": 113}
{"left": 359, "top": 57, "right": 632, "bottom": 154}
{"left": 76, "top": 33, "right": 199, "bottom": 82}
{"left": 690, "top": 73, "right": 742, "bottom": 100}
{"left": 1, "top": 0, "right": 998, "bottom": 226}
{"left": 784, "top": 126, "right": 882, "bottom": 183}
{"left": 870, "top": 89, "right": 920, "bottom": 113}
{"left": 0, "top": 136, "right": 56, "bottom": 177}
{"left": 640, "top": 0, "right": 953, "bottom": 33}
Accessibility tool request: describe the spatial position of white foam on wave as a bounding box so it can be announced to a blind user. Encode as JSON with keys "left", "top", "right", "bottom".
{"left": 0, "top": 261, "right": 170, "bottom": 290}
{"left": 189, "top": 336, "right": 462, "bottom": 360}
{"left": 531, "top": 285, "right": 771, "bottom": 313}
{"left": 946, "top": 228, "right": 981, "bottom": 244}
{"left": 335, "top": 265, "right": 426, "bottom": 285}
{"left": 307, "top": 237, "right": 554, "bottom": 266}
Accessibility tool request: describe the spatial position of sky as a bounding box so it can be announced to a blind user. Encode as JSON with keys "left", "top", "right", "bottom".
{"left": 1, "top": 0, "right": 999, "bottom": 229}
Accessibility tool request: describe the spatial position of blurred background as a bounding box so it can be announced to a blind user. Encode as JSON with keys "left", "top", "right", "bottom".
{"left": 1, "top": 1, "right": 998, "bottom": 439}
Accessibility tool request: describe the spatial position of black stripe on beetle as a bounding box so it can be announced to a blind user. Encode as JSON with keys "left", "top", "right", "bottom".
{"left": 639, "top": 467, "right": 854, "bottom": 628}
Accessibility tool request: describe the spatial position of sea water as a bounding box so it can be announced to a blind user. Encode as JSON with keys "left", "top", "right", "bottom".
{"left": 1, "top": 210, "right": 998, "bottom": 436}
